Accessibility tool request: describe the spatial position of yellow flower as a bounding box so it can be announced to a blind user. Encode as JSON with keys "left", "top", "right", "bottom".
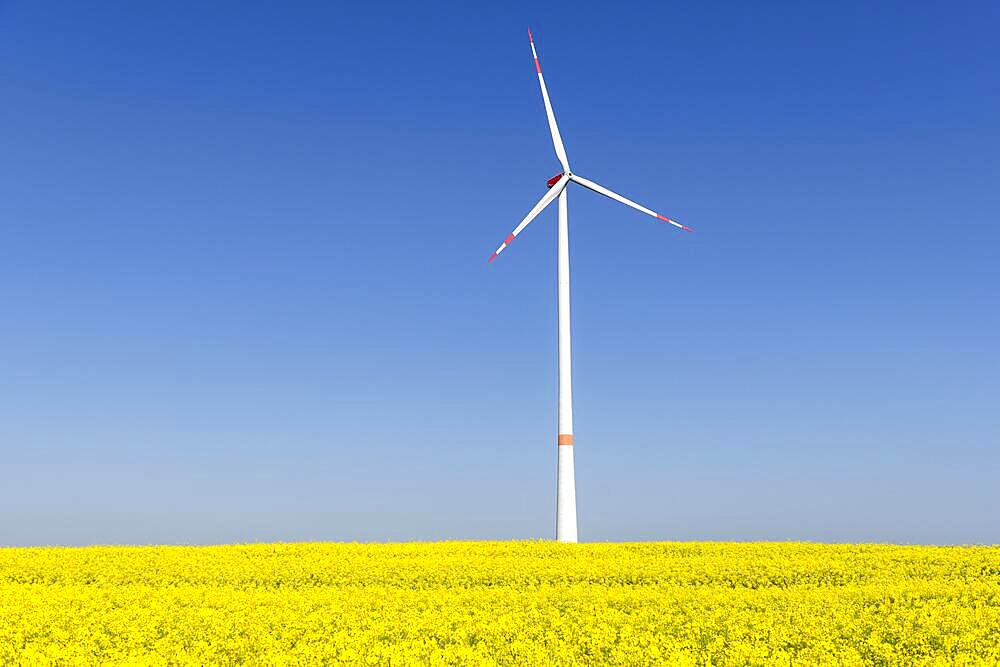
{"left": 1, "top": 542, "right": 999, "bottom": 664}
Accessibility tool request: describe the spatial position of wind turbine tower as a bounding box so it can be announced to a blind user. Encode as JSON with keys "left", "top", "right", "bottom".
{"left": 489, "top": 30, "right": 693, "bottom": 543}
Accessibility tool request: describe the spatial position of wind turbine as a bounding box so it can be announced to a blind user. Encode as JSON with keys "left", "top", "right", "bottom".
{"left": 489, "top": 29, "right": 693, "bottom": 543}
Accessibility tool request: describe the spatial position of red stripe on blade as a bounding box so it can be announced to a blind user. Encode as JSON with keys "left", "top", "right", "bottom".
{"left": 534, "top": 58, "right": 541, "bottom": 73}
{"left": 505, "top": 234, "right": 515, "bottom": 245}
{"left": 488, "top": 252, "right": 497, "bottom": 263}
{"left": 657, "top": 214, "right": 694, "bottom": 232}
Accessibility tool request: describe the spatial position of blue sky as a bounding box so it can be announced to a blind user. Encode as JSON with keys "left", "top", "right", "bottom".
{"left": 1, "top": 1, "right": 997, "bottom": 545}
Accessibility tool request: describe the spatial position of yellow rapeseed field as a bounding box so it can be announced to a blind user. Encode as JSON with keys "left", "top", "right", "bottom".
{"left": 1, "top": 542, "right": 999, "bottom": 665}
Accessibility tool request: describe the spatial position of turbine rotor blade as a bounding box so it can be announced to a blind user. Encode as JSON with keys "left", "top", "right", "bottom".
{"left": 488, "top": 175, "right": 569, "bottom": 262}
{"left": 529, "top": 29, "right": 570, "bottom": 173}
{"left": 569, "top": 174, "right": 693, "bottom": 232}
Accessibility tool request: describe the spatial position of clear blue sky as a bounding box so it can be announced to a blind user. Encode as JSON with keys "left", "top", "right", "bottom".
{"left": 2, "top": 1, "right": 997, "bottom": 545}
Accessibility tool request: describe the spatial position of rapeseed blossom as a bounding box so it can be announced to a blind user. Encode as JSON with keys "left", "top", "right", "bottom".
{"left": 1, "top": 542, "right": 999, "bottom": 664}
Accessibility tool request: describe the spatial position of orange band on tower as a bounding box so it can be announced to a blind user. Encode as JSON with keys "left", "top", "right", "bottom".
{"left": 558, "top": 434, "right": 574, "bottom": 446}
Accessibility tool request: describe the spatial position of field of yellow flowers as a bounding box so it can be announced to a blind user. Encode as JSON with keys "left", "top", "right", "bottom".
{"left": 1, "top": 541, "right": 999, "bottom": 664}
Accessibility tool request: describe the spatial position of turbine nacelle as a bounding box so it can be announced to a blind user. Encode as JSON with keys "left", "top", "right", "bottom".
{"left": 546, "top": 173, "right": 564, "bottom": 189}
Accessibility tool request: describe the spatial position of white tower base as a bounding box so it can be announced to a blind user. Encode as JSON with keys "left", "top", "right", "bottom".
{"left": 556, "top": 443, "right": 577, "bottom": 542}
